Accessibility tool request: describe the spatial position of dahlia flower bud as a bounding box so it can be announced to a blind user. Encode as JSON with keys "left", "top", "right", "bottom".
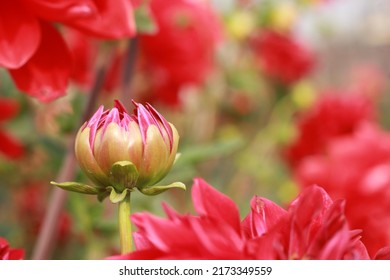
{"left": 52, "top": 100, "right": 184, "bottom": 202}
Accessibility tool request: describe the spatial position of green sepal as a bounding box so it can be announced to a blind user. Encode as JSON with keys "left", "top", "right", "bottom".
{"left": 109, "top": 161, "right": 139, "bottom": 192}
{"left": 138, "top": 182, "right": 186, "bottom": 196}
{"left": 108, "top": 187, "right": 130, "bottom": 204}
{"left": 97, "top": 189, "right": 110, "bottom": 202}
{"left": 50, "top": 181, "right": 99, "bottom": 195}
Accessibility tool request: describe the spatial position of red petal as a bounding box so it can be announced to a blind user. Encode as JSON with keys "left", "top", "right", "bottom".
{"left": 0, "top": 130, "right": 25, "bottom": 159}
{"left": 65, "top": 0, "right": 136, "bottom": 39}
{"left": 375, "top": 246, "right": 390, "bottom": 260}
{"left": 107, "top": 249, "right": 166, "bottom": 260}
{"left": 9, "top": 22, "right": 72, "bottom": 102}
{"left": 0, "top": 1, "right": 40, "bottom": 69}
{"left": 131, "top": 212, "right": 193, "bottom": 252}
{"left": 0, "top": 98, "right": 20, "bottom": 121}
{"left": 192, "top": 178, "right": 241, "bottom": 232}
{"left": 289, "top": 185, "right": 333, "bottom": 228}
{"left": 22, "top": 0, "right": 97, "bottom": 21}
{"left": 241, "top": 196, "right": 287, "bottom": 239}
{"left": 7, "top": 249, "right": 24, "bottom": 260}
{"left": 64, "top": 28, "right": 97, "bottom": 87}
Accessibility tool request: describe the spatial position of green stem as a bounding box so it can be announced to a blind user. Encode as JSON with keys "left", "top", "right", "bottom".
{"left": 118, "top": 193, "right": 133, "bottom": 254}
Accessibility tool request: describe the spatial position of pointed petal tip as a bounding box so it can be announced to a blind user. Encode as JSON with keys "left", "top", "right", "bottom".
{"left": 114, "top": 99, "right": 128, "bottom": 113}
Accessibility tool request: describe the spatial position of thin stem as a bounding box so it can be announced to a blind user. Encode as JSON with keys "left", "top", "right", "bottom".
{"left": 118, "top": 193, "right": 132, "bottom": 254}
{"left": 31, "top": 65, "right": 108, "bottom": 260}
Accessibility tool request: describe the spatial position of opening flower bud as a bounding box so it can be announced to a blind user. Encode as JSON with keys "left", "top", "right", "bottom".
{"left": 74, "top": 100, "right": 181, "bottom": 196}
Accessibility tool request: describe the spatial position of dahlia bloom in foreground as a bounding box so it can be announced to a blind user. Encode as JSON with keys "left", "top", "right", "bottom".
{"left": 0, "top": 97, "right": 24, "bottom": 159}
{"left": 296, "top": 123, "right": 390, "bottom": 257}
{"left": 0, "top": 237, "right": 24, "bottom": 260}
{"left": 109, "top": 178, "right": 381, "bottom": 260}
{"left": 251, "top": 30, "right": 315, "bottom": 85}
{"left": 0, "top": 0, "right": 135, "bottom": 102}
{"left": 53, "top": 100, "right": 184, "bottom": 201}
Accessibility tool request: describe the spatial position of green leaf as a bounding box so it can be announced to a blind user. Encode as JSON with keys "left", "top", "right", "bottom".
{"left": 50, "top": 181, "right": 99, "bottom": 195}
{"left": 138, "top": 182, "right": 186, "bottom": 196}
{"left": 178, "top": 137, "right": 244, "bottom": 164}
{"left": 134, "top": 3, "right": 158, "bottom": 34}
{"left": 109, "top": 161, "right": 139, "bottom": 192}
{"left": 108, "top": 187, "right": 129, "bottom": 204}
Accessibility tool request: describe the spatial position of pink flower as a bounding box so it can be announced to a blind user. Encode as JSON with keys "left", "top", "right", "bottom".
{"left": 108, "top": 178, "right": 371, "bottom": 260}
{"left": 296, "top": 123, "right": 390, "bottom": 256}
{"left": 0, "top": 0, "right": 135, "bottom": 102}
{"left": 284, "top": 92, "right": 375, "bottom": 167}
{"left": 251, "top": 30, "right": 315, "bottom": 85}
{"left": 139, "top": 0, "right": 221, "bottom": 105}
{"left": 0, "top": 97, "right": 24, "bottom": 159}
{"left": 0, "top": 237, "right": 24, "bottom": 260}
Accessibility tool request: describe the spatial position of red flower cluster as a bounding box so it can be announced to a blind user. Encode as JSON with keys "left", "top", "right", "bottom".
{"left": 139, "top": 0, "right": 221, "bottom": 105}
{"left": 285, "top": 93, "right": 375, "bottom": 167}
{"left": 0, "top": 237, "right": 24, "bottom": 260}
{"left": 0, "top": 97, "right": 24, "bottom": 160}
{"left": 251, "top": 30, "right": 315, "bottom": 85}
{"left": 0, "top": 0, "right": 135, "bottom": 102}
{"left": 296, "top": 123, "right": 390, "bottom": 256}
{"left": 108, "top": 178, "right": 387, "bottom": 260}
{"left": 65, "top": 0, "right": 220, "bottom": 105}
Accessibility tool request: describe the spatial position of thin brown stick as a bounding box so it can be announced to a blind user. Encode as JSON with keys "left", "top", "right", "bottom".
{"left": 31, "top": 66, "right": 107, "bottom": 259}
{"left": 120, "top": 37, "right": 139, "bottom": 109}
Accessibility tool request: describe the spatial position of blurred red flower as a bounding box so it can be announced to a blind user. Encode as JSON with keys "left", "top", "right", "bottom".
{"left": 0, "top": 0, "right": 135, "bottom": 102}
{"left": 65, "top": 29, "right": 98, "bottom": 89}
{"left": 139, "top": 0, "right": 221, "bottom": 105}
{"left": 296, "top": 123, "right": 390, "bottom": 257}
{"left": 14, "top": 182, "right": 72, "bottom": 245}
{"left": 285, "top": 92, "right": 375, "bottom": 167}
{"left": 108, "top": 178, "right": 372, "bottom": 260}
{"left": 348, "top": 64, "right": 385, "bottom": 99}
{"left": 0, "top": 237, "right": 24, "bottom": 260}
{"left": 0, "top": 97, "right": 24, "bottom": 159}
{"left": 251, "top": 30, "right": 315, "bottom": 85}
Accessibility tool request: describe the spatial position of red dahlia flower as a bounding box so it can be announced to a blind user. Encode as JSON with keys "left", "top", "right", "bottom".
{"left": 0, "top": 237, "right": 24, "bottom": 260}
{"left": 108, "top": 178, "right": 370, "bottom": 260}
{"left": 251, "top": 30, "right": 315, "bottom": 85}
{"left": 139, "top": 0, "right": 221, "bottom": 105}
{"left": 243, "top": 186, "right": 369, "bottom": 260}
{"left": 296, "top": 123, "right": 390, "bottom": 257}
{"left": 0, "top": 97, "right": 24, "bottom": 159}
{"left": 284, "top": 92, "right": 375, "bottom": 167}
{"left": 0, "top": 0, "right": 135, "bottom": 102}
